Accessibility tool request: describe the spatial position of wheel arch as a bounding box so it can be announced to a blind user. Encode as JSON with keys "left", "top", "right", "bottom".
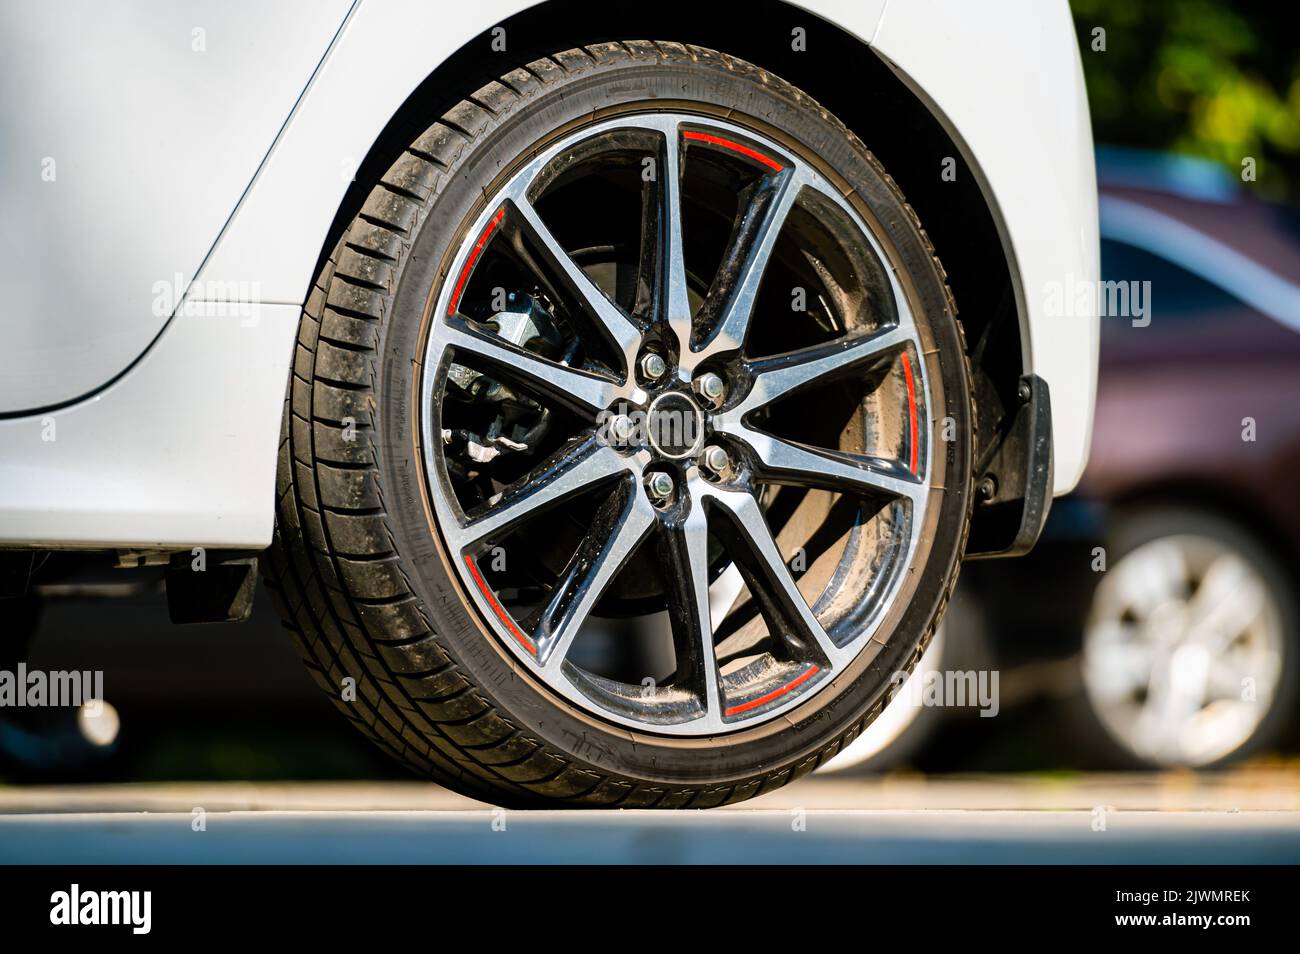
{"left": 303, "top": 1, "right": 1028, "bottom": 406}
{"left": 198, "top": 0, "right": 1038, "bottom": 550}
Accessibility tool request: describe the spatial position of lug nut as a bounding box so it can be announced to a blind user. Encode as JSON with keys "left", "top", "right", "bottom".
{"left": 645, "top": 471, "right": 675, "bottom": 505}
{"left": 608, "top": 413, "right": 635, "bottom": 444}
{"left": 694, "top": 372, "right": 726, "bottom": 406}
{"left": 702, "top": 445, "right": 732, "bottom": 478}
{"left": 639, "top": 352, "right": 667, "bottom": 381}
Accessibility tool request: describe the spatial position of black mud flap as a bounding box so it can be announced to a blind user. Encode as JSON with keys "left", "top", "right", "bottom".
{"left": 964, "top": 374, "right": 1054, "bottom": 560}
{"left": 165, "top": 552, "right": 258, "bottom": 623}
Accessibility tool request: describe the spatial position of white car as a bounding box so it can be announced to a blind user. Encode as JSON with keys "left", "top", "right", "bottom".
{"left": 0, "top": 0, "right": 1097, "bottom": 805}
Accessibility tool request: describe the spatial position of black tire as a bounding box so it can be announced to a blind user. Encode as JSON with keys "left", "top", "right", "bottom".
{"left": 817, "top": 627, "right": 948, "bottom": 774}
{"left": 820, "top": 582, "right": 994, "bottom": 774}
{"left": 262, "top": 41, "right": 974, "bottom": 807}
{"left": 1067, "top": 506, "right": 1300, "bottom": 769}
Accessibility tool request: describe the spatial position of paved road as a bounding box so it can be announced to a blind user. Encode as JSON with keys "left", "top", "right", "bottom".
{"left": 2, "top": 772, "right": 1298, "bottom": 864}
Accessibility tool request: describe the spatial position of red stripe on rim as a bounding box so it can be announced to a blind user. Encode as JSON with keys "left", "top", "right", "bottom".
{"left": 447, "top": 206, "right": 506, "bottom": 316}
{"left": 724, "top": 664, "right": 820, "bottom": 717}
{"left": 901, "top": 351, "right": 918, "bottom": 474}
{"left": 683, "top": 130, "right": 784, "bottom": 171}
{"left": 463, "top": 553, "right": 537, "bottom": 655}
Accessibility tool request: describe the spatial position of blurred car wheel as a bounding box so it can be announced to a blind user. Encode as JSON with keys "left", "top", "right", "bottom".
{"left": 1078, "top": 507, "right": 1298, "bottom": 768}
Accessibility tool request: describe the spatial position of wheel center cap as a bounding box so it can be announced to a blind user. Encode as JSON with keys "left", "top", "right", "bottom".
{"left": 646, "top": 391, "right": 706, "bottom": 459}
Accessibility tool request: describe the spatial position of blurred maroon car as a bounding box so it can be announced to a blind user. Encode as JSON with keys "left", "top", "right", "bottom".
{"left": 1064, "top": 150, "right": 1300, "bottom": 767}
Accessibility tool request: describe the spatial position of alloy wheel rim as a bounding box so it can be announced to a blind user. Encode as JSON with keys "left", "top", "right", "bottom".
{"left": 419, "top": 112, "right": 932, "bottom": 736}
{"left": 1084, "top": 533, "right": 1285, "bottom": 765}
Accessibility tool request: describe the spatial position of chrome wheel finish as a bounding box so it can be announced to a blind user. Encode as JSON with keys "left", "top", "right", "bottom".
{"left": 1083, "top": 533, "right": 1286, "bottom": 766}
{"left": 420, "top": 113, "right": 932, "bottom": 735}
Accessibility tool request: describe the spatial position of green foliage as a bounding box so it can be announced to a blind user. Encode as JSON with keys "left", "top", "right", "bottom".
{"left": 1073, "top": 0, "right": 1300, "bottom": 198}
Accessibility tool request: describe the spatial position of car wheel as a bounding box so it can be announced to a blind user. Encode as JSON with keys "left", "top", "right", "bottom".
{"left": 262, "top": 42, "right": 974, "bottom": 807}
{"left": 1078, "top": 507, "right": 1299, "bottom": 768}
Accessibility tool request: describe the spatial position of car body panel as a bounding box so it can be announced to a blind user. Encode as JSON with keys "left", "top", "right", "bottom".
{"left": 0, "top": 0, "right": 352, "bottom": 414}
{"left": 870, "top": 0, "right": 1100, "bottom": 494}
{"left": 0, "top": 0, "right": 1098, "bottom": 549}
{"left": 0, "top": 304, "right": 301, "bottom": 549}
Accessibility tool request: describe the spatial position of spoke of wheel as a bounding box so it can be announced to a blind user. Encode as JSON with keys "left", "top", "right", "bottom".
{"left": 695, "top": 168, "right": 801, "bottom": 357}
{"left": 721, "top": 425, "right": 925, "bottom": 504}
{"left": 658, "top": 495, "right": 723, "bottom": 720}
{"left": 1085, "top": 626, "right": 1153, "bottom": 698}
{"left": 442, "top": 318, "right": 619, "bottom": 416}
{"left": 656, "top": 121, "right": 694, "bottom": 358}
{"left": 507, "top": 197, "right": 643, "bottom": 368}
{"left": 1186, "top": 552, "right": 1265, "bottom": 652}
{"left": 534, "top": 486, "right": 657, "bottom": 669}
{"left": 1205, "top": 651, "right": 1255, "bottom": 702}
{"left": 451, "top": 439, "right": 625, "bottom": 552}
{"left": 736, "top": 324, "right": 912, "bottom": 415}
{"left": 1135, "top": 655, "right": 1206, "bottom": 761}
{"left": 709, "top": 489, "right": 847, "bottom": 669}
{"left": 1115, "top": 540, "right": 1190, "bottom": 619}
